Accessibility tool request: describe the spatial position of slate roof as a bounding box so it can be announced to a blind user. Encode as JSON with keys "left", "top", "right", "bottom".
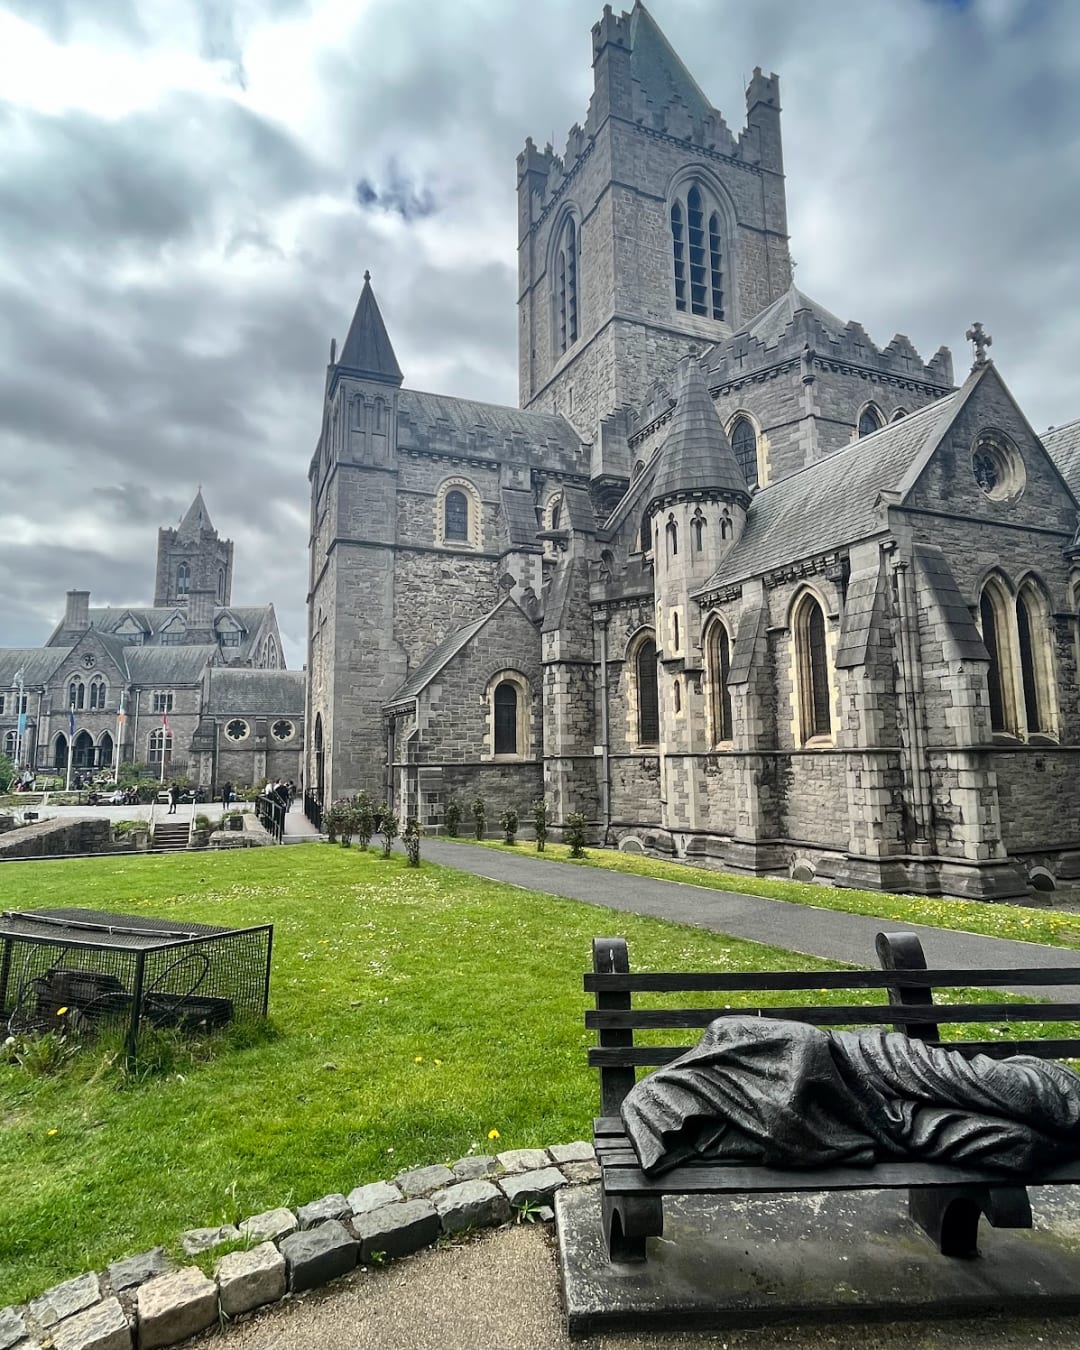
{"left": 701, "top": 390, "right": 962, "bottom": 589}
{"left": 500, "top": 488, "right": 540, "bottom": 547}
{"left": 124, "top": 646, "right": 220, "bottom": 685}
{"left": 205, "top": 669, "right": 305, "bottom": 716}
{"left": 79, "top": 605, "right": 270, "bottom": 642}
{"left": 913, "top": 544, "right": 988, "bottom": 662}
{"left": 1042, "top": 417, "right": 1080, "bottom": 498}
{"left": 0, "top": 648, "right": 70, "bottom": 687}
{"left": 387, "top": 606, "right": 503, "bottom": 705}
{"left": 649, "top": 355, "right": 748, "bottom": 509}
{"left": 338, "top": 275, "right": 403, "bottom": 385}
{"left": 629, "top": 2, "right": 714, "bottom": 125}
{"left": 398, "top": 389, "right": 582, "bottom": 455}
{"left": 177, "top": 489, "right": 214, "bottom": 541}
{"left": 730, "top": 284, "right": 847, "bottom": 351}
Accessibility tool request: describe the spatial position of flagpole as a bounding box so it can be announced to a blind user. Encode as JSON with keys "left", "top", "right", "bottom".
{"left": 114, "top": 693, "right": 125, "bottom": 784}
{"left": 65, "top": 704, "right": 75, "bottom": 792}
{"left": 13, "top": 670, "right": 24, "bottom": 768}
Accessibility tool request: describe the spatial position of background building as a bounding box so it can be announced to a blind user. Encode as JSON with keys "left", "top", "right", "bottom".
{"left": 0, "top": 491, "right": 302, "bottom": 790}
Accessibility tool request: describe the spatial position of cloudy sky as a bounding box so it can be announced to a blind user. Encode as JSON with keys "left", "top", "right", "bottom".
{"left": 1, "top": 0, "right": 1078, "bottom": 667}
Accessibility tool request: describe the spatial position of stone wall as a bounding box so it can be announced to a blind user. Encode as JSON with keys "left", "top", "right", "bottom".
{"left": 0, "top": 817, "right": 113, "bottom": 859}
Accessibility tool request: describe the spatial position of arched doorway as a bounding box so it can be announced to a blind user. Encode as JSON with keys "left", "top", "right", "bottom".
{"left": 98, "top": 732, "right": 114, "bottom": 768}
{"left": 73, "top": 731, "right": 96, "bottom": 769}
{"left": 54, "top": 733, "right": 68, "bottom": 770}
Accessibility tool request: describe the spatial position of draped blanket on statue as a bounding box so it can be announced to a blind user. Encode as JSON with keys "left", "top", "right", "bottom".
{"left": 621, "top": 1017, "right": 1080, "bottom": 1176}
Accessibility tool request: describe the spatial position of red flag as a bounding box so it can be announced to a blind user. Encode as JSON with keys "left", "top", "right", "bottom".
{"left": 162, "top": 711, "right": 171, "bottom": 735}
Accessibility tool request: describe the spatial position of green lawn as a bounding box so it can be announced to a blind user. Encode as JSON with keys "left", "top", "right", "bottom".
{"left": 465, "top": 838, "right": 1080, "bottom": 949}
{"left": 0, "top": 843, "right": 858, "bottom": 1305}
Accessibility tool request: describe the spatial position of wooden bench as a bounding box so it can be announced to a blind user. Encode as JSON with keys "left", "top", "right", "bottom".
{"left": 587, "top": 932, "right": 1080, "bottom": 1263}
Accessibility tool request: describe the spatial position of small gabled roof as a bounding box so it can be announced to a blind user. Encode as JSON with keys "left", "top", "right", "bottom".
{"left": 648, "top": 354, "right": 748, "bottom": 511}
{"left": 338, "top": 274, "right": 403, "bottom": 386}
{"left": 177, "top": 488, "right": 214, "bottom": 541}
{"left": 735, "top": 284, "right": 847, "bottom": 350}
{"left": 387, "top": 604, "right": 508, "bottom": 706}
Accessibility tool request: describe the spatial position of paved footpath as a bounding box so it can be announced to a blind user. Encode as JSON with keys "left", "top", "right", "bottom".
{"left": 420, "top": 839, "right": 1080, "bottom": 999}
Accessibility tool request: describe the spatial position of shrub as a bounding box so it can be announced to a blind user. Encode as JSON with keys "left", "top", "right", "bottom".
{"left": 380, "top": 807, "right": 399, "bottom": 859}
{"left": 354, "top": 791, "right": 375, "bottom": 851}
{"left": 565, "top": 811, "right": 588, "bottom": 859}
{"left": 532, "top": 798, "right": 549, "bottom": 853}
{"left": 444, "top": 798, "right": 462, "bottom": 838}
{"left": 499, "top": 807, "right": 519, "bottom": 845}
{"left": 323, "top": 799, "right": 354, "bottom": 844}
{"left": 0, "top": 753, "right": 14, "bottom": 794}
{"left": 471, "top": 796, "right": 486, "bottom": 840}
{"left": 402, "top": 817, "right": 421, "bottom": 867}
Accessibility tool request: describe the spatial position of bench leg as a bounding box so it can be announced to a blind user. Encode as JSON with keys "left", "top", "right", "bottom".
{"left": 601, "top": 1190, "right": 663, "bottom": 1264}
{"left": 909, "top": 1185, "right": 1032, "bottom": 1258}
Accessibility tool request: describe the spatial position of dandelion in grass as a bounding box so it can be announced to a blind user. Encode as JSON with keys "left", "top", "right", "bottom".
{"left": 414, "top": 1055, "right": 423, "bottom": 1063}
{"left": 47, "top": 1129, "right": 57, "bottom": 1137}
{"left": 488, "top": 1129, "right": 500, "bottom": 1141}
{"left": 57, "top": 1007, "right": 68, "bottom": 1016}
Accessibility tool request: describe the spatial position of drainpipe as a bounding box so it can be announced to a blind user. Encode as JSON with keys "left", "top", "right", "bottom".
{"left": 385, "top": 720, "right": 394, "bottom": 809}
{"left": 892, "top": 559, "right": 931, "bottom": 848}
{"left": 596, "top": 615, "right": 612, "bottom": 844}
{"left": 132, "top": 690, "right": 141, "bottom": 769}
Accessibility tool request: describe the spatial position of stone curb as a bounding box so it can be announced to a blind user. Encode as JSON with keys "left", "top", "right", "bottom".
{"left": 1, "top": 1140, "right": 596, "bottom": 1350}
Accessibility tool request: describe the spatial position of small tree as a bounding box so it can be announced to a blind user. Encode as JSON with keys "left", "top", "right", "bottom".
{"left": 565, "top": 811, "right": 587, "bottom": 859}
{"left": 354, "top": 790, "right": 375, "bottom": 851}
{"left": 338, "top": 803, "right": 357, "bottom": 848}
{"left": 444, "top": 798, "right": 462, "bottom": 838}
{"left": 500, "top": 807, "right": 519, "bottom": 845}
{"left": 532, "top": 798, "right": 549, "bottom": 853}
{"left": 380, "top": 806, "right": 399, "bottom": 859}
{"left": 402, "top": 817, "right": 422, "bottom": 867}
{"left": 471, "top": 795, "right": 486, "bottom": 840}
{"left": 323, "top": 801, "right": 343, "bottom": 844}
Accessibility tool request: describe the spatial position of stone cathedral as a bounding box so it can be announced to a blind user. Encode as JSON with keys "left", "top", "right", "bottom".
{"left": 307, "top": 2, "right": 1080, "bottom": 900}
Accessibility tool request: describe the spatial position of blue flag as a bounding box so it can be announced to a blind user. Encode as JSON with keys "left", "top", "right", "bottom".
{"left": 17, "top": 712, "right": 26, "bottom": 736}
{"left": 69, "top": 707, "right": 75, "bottom": 737}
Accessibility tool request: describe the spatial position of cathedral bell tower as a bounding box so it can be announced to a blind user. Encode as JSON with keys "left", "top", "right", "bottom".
{"left": 646, "top": 353, "right": 750, "bottom": 826}
{"left": 154, "top": 489, "right": 233, "bottom": 609}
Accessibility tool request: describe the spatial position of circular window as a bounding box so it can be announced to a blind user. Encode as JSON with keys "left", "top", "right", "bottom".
{"left": 972, "top": 430, "right": 1024, "bottom": 502}
{"left": 225, "top": 718, "right": 249, "bottom": 742}
{"left": 271, "top": 719, "right": 294, "bottom": 742}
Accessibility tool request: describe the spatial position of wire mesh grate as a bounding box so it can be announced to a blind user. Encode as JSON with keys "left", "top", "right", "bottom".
{"left": 0, "top": 908, "right": 272, "bottom": 1055}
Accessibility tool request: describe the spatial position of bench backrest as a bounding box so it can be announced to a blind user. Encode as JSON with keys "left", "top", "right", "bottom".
{"left": 585, "top": 934, "right": 1080, "bottom": 1116}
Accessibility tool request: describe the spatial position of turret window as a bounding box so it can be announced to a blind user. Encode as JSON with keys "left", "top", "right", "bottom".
{"left": 672, "top": 184, "right": 724, "bottom": 319}
{"left": 555, "top": 215, "right": 579, "bottom": 356}
{"left": 666, "top": 517, "right": 678, "bottom": 558}
{"left": 691, "top": 511, "right": 705, "bottom": 552}
{"left": 730, "top": 417, "right": 758, "bottom": 490}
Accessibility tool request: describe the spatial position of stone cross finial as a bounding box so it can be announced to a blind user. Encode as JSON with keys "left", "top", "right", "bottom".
{"left": 363, "top": 269, "right": 371, "bottom": 283}
{"left": 966, "top": 321, "right": 992, "bottom": 368}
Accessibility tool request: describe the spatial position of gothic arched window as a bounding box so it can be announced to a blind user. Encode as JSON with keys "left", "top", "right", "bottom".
{"left": 691, "top": 511, "right": 705, "bottom": 552}
{"left": 217, "top": 568, "right": 226, "bottom": 602}
{"left": 858, "top": 405, "right": 884, "bottom": 438}
{"left": 444, "top": 490, "right": 468, "bottom": 542}
{"left": 635, "top": 637, "right": 660, "bottom": 746}
{"left": 980, "top": 586, "right": 1008, "bottom": 734}
{"left": 69, "top": 679, "right": 84, "bottom": 711}
{"left": 88, "top": 678, "right": 107, "bottom": 711}
{"left": 672, "top": 184, "right": 725, "bottom": 319}
{"left": 1016, "top": 580, "right": 1056, "bottom": 738}
{"left": 794, "top": 593, "right": 832, "bottom": 743}
{"left": 494, "top": 682, "right": 518, "bottom": 755}
{"left": 730, "top": 417, "right": 758, "bottom": 489}
{"left": 177, "top": 561, "right": 190, "bottom": 597}
{"left": 314, "top": 713, "right": 325, "bottom": 802}
{"left": 707, "top": 620, "right": 733, "bottom": 745}
{"left": 555, "top": 215, "right": 579, "bottom": 356}
{"left": 666, "top": 518, "right": 678, "bottom": 558}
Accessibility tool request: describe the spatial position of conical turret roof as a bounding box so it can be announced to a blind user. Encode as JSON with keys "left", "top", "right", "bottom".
{"left": 177, "top": 488, "right": 214, "bottom": 541}
{"left": 648, "top": 355, "right": 749, "bottom": 511}
{"left": 337, "top": 272, "right": 403, "bottom": 385}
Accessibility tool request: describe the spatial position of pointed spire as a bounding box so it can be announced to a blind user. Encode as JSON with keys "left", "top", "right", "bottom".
{"left": 649, "top": 354, "right": 749, "bottom": 511}
{"left": 337, "top": 273, "right": 403, "bottom": 386}
{"left": 177, "top": 487, "right": 213, "bottom": 541}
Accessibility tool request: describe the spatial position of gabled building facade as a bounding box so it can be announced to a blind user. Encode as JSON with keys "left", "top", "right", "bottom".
{"left": 1, "top": 492, "right": 301, "bottom": 789}
{"left": 308, "top": 2, "right": 1080, "bottom": 899}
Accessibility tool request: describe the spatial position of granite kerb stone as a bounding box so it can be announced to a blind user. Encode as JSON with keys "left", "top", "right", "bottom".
{"left": 0, "top": 1141, "right": 598, "bottom": 1347}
